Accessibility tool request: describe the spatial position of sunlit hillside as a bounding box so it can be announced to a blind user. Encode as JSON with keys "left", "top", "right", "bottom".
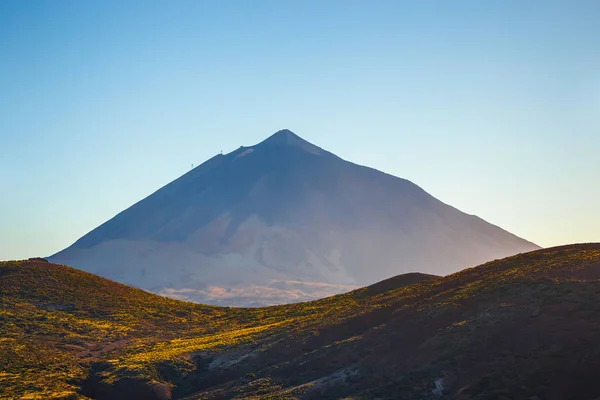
{"left": 2, "top": 244, "right": 600, "bottom": 399}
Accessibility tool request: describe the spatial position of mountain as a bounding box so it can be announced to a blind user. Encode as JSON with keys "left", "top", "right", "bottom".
{"left": 49, "top": 129, "right": 539, "bottom": 306}
{"left": 3, "top": 244, "right": 600, "bottom": 399}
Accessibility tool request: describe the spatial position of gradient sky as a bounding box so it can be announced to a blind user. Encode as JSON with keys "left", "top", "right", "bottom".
{"left": 1, "top": 0, "right": 599, "bottom": 260}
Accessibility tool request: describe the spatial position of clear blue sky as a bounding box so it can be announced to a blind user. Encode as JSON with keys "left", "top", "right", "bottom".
{"left": 1, "top": 0, "right": 599, "bottom": 260}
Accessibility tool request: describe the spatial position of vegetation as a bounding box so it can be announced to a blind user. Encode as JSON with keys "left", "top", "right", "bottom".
{"left": 2, "top": 244, "right": 600, "bottom": 399}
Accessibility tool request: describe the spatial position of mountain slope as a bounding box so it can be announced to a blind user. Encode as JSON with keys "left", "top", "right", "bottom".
{"left": 0, "top": 257, "right": 433, "bottom": 399}
{"left": 3, "top": 244, "right": 600, "bottom": 399}
{"left": 49, "top": 129, "right": 539, "bottom": 305}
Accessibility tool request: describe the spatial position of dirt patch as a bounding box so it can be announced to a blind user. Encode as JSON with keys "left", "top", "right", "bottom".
{"left": 76, "top": 339, "right": 129, "bottom": 359}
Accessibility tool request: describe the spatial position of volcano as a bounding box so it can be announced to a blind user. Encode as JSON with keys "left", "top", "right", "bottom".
{"left": 49, "top": 129, "right": 539, "bottom": 305}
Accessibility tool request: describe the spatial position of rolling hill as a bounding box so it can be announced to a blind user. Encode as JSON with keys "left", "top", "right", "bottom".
{"left": 2, "top": 243, "right": 600, "bottom": 399}
{"left": 49, "top": 129, "right": 539, "bottom": 306}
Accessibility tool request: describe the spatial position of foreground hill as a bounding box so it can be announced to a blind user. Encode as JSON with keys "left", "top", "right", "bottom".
{"left": 2, "top": 244, "right": 600, "bottom": 399}
{"left": 49, "top": 129, "right": 538, "bottom": 306}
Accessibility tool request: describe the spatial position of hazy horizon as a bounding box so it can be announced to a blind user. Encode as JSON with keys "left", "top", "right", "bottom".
{"left": 2, "top": 0, "right": 599, "bottom": 260}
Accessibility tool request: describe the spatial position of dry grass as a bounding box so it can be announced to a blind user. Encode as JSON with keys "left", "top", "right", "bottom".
{"left": 2, "top": 244, "right": 600, "bottom": 399}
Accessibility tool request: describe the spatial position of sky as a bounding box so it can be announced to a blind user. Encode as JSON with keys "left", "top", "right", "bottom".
{"left": 1, "top": 0, "right": 599, "bottom": 260}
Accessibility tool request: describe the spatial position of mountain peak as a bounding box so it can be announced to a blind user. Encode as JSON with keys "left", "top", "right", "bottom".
{"left": 259, "top": 129, "right": 323, "bottom": 155}
{"left": 270, "top": 129, "right": 298, "bottom": 139}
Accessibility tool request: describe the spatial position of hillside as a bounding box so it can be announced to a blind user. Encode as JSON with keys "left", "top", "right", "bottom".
{"left": 49, "top": 129, "right": 539, "bottom": 306}
{"left": 3, "top": 244, "right": 600, "bottom": 399}
{"left": 1, "top": 258, "right": 416, "bottom": 399}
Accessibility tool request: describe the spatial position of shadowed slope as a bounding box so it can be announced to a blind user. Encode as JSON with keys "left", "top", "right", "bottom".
{"left": 185, "top": 243, "right": 600, "bottom": 399}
